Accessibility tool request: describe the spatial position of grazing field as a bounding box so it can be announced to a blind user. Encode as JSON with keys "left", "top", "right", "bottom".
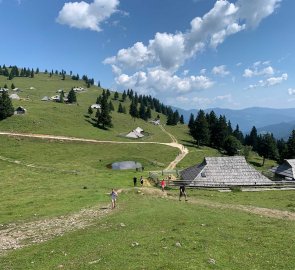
{"left": 0, "top": 74, "right": 170, "bottom": 142}
{"left": 1, "top": 72, "right": 292, "bottom": 270}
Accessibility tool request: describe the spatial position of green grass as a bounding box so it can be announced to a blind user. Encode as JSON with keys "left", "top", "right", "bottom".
{"left": 0, "top": 73, "right": 171, "bottom": 142}
{"left": 1, "top": 72, "right": 292, "bottom": 270}
{"left": 1, "top": 194, "right": 295, "bottom": 270}
{"left": 0, "top": 136, "right": 178, "bottom": 224}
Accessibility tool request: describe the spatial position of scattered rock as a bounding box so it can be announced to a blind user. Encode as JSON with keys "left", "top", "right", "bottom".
{"left": 163, "top": 246, "right": 168, "bottom": 249}
{"left": 120, "top": 223, "right": 126, "bottom": 227}
{"left": 201, "top": 224, "right": 206, "bottom": 227}
{"left": 175, "top": 242, "right": 181, "bottom": 247}
{"left": 131, "top": 242, "right": 139, "bottom": 247}
{"left": 89, "top": 259, "right": 101, "bottom": 265}
{"left": 208, "top": 258, "right": 216, "bottom": 265}
{"left": 57, "top": 265, "right": 64, "bottom": 268}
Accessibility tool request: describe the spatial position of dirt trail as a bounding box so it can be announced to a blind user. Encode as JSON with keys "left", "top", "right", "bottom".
{"left": 1, "top": 187, "right": 295, "bottom": 256}
{"left": 0, "top": 128, "right": 189, "bottom": 170}
{"left": 158, "top": 125, "right": 189, "bottom": 170}
{"left": 0, "top": 205, "right": 111, "bottom": 256}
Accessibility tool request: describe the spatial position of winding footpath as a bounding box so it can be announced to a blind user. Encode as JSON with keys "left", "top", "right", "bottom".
{"left": 0, "top": 125, "right": 188, "bottom": 170}
{"left": 1, "top": 187, "right": 295, "bottom": 256}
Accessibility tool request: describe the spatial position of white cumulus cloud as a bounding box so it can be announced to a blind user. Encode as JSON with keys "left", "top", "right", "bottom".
{"left": 56, "top": 0, "right": 119, "bottom": 32}
{"left": 104, "top": 0, "right": 281, "bottom": 95}
{"left": 288, "top": 88, "right": 295, "bottom": 95}
{"left": 212, "top": 65, "right": 230, "bottom": 76}
{"left": 115, "top": 69, "right": 214, "bottom": 94}
{"left": 243, "top": 65, "right": 274, "bottom": 78}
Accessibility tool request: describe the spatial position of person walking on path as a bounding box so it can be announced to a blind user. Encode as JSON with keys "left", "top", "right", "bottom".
{"left": 161, "top": 179, "right": 166, "bottom": 192}
{"left": 110, "top": 188, "right": 118, "bottom": 209}
{"left": 140, "top": 176, "right": 144, "bottom": 187}
{"left": 133, "top": 176, "right": 137, "bottom": 187}
{"left": 179, "top": 185, "right": 188, "bottom": 201}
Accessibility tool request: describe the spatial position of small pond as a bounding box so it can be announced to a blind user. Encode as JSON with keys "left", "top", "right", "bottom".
{"left": 111, "top": 161, "right": 142, "bottom": 170}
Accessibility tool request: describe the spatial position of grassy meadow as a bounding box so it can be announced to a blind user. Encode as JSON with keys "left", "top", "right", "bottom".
{"left": 0, "top": 73, "right": 170, "bottom": 142}
{"left": 1, "top": 72, "right": 294, "bottom": 270}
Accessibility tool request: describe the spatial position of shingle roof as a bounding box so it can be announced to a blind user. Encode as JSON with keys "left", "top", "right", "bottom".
{"left": 181, "top": 156, "right": 272, "bottom": 186}
{"left": 271, "top": 159, "right": 295, "bottom": 180}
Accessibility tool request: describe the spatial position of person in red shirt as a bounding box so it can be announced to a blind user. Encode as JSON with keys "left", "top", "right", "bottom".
{"left": 161, "top": 179, "right": 165, "bottom": 192}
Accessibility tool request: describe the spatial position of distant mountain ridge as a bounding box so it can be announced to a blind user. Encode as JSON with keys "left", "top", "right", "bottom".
{"left": 175, "top": 106, "right": 295, "bottom": 137}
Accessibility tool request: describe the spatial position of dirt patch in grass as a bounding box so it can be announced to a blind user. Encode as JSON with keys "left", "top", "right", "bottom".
{"left": 0, "top": 205, "right": 111, "bottom": 256}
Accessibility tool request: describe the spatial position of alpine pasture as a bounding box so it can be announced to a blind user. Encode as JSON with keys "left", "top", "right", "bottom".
{"left": 1, "top": 72, "right": 295, "bottom": 270}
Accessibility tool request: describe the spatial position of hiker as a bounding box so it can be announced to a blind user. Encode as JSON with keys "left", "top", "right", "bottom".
{"left": 133, "top": 176, "right": 137, "bottom": 187}
{"left": 110, "top": 188, "right": 118, "bottom": 209}
{"left": 179, "top": 185, "right": 187, "bottom": 201}
{"left": 161, "top": 179, "right": 166, "bottom": 192}
{"left": 140, "top": 176, "right": 144, "bottom": 186}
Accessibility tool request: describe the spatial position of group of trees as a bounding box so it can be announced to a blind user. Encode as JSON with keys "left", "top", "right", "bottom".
{"left": 0, "top": 91, "right": 14, "bottom": 120}
{"left": 245, "top": 126, "right": 295, "bottom": 165}
{"left": 88, "top": 89, "right": 112, "bottom": 129}
{"left": 189, "top": 109, "right": 295, "bottom": 165}
{"left": 0, "top": 65, "right": 36, "bottom": 80}
{"left": 189, "top": 110, "right": 243, "bottom": 153}
{"left": 124, "top": 89, "right": 184, "bottom": 125}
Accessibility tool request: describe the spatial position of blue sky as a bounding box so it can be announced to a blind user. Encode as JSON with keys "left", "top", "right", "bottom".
{"left": 1, "top": 0, "right": 295, "bottom": 110}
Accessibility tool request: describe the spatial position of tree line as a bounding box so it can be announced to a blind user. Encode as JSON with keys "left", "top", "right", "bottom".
{"left": 189, "top": 110, "right": 295, "bottom": 165}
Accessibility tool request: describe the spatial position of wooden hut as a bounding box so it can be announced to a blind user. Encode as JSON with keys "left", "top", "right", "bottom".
{"left": 180, "top": 156, "right": 272, "bottom": 187}
{"left": 270, "top": 159, "right": 295, "bottom": 180}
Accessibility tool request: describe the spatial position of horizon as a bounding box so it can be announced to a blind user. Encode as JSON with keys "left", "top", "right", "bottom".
{"left": 1, "top": 0, "right": 294, "bottom": 110}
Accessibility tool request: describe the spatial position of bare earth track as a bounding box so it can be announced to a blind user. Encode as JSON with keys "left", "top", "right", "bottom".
{"left": 1, "top": 188, "right": 295, "bottom": 256}
{"left": 0, "top": 124, "right": 188, "bottom": 170}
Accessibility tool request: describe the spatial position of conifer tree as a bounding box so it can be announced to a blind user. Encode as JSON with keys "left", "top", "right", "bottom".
{"left": 233, "top": 124, "right": 244, "bottom": 144}
{"left": 108, "top": 100, "right": 114, "bottom": 111}
{"left": 188, "top": 113, "right": 195, "bottom": 134}
{"left": 257, "top": 133, "right": 279, "bottom": 166}
{"left": 114, "top": 91, "right": 119, "bottom": 100}
{"left": 287, "top": 130, "right": 295, "bottom": 158}
{"left": 88, "top": 106, "right": 93, "bottom": 116}
{"left": 245, "top": 126, "right": 258, "bottom": 151}
{"left": 97, "top": 91, "right": 112, "bottom": 128}
{"left": 139, "top": 102, "right": 146, "bottom": 120}
{"left": 192, "top": 110, "right": 210, "bottom": 146}
{"left": 118, "top": 102, "right": 124, "bottom": 113}
{"left": 122, "top": 90, "right": 127, "bottom": 102}
{"left": 59, "top": 90, "right": 65, "bottom": 103}
{"left": 145, "top": 106, "right": 152, "bottom": 120}
{"left": 0, "top": 91, "right": 14, "bottom": 120}
{"left": 129, "top": 99, "right": 139, "bottom": 118}
{"left": 67, "top": 88, "right": 77, "bottom": 103}
{"left": 179, "top": 115, "right": 184, "bottom": 124}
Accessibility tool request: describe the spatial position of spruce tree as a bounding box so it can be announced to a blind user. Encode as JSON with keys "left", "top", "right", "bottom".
{"left": 139, "top": 102, "right": 146, "bottom": 120}
{"left": 245, "top": 126, "right": 258, "bottom": 151}
{"left": 88, "top": 106, "right": 93, "bottom": 116}
{"left": 108, "top": 100, "right": 114, "bottom": 111}
{"left": 0, "top": 91, "right": 14, "bottom": 120}
{"left": 145, "top": 106, "right": 152, "bottom": 120}
{"left": 118, "top": 102, "right": 124, "bottom": 113}
{"left": 59, "top": 90, "right": 65, "bottom": 103}
{"left": 257, "top": 133, "right": 279, "bottom": 166}
{"left": 97, "top": 91, "right": 112, "bottom": 128}
{"left": 114, "top": 91, "right": 119, "bottom": 100}
{"left": 129, "top": 99, "right": 139, "bottom": 118}
{"left": 67, "top": 88, "right": 77, "bottom": 103}
{"left": 287, "top": 130, "right": 295, "bottom": 158}
{"left": 179, "top": 115, "right": 184, "bottom": 124}
{"left": 122, "top": 90, "right": 127, "bottom": 102}
{"left": 233, "top": 124, "right": 244, "bottom": 144}
{"left": 188, "top": 113, "right": 195, "bottom": 134}
{"left": 192, "top": 110, "right": 210, "bottom": 146}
